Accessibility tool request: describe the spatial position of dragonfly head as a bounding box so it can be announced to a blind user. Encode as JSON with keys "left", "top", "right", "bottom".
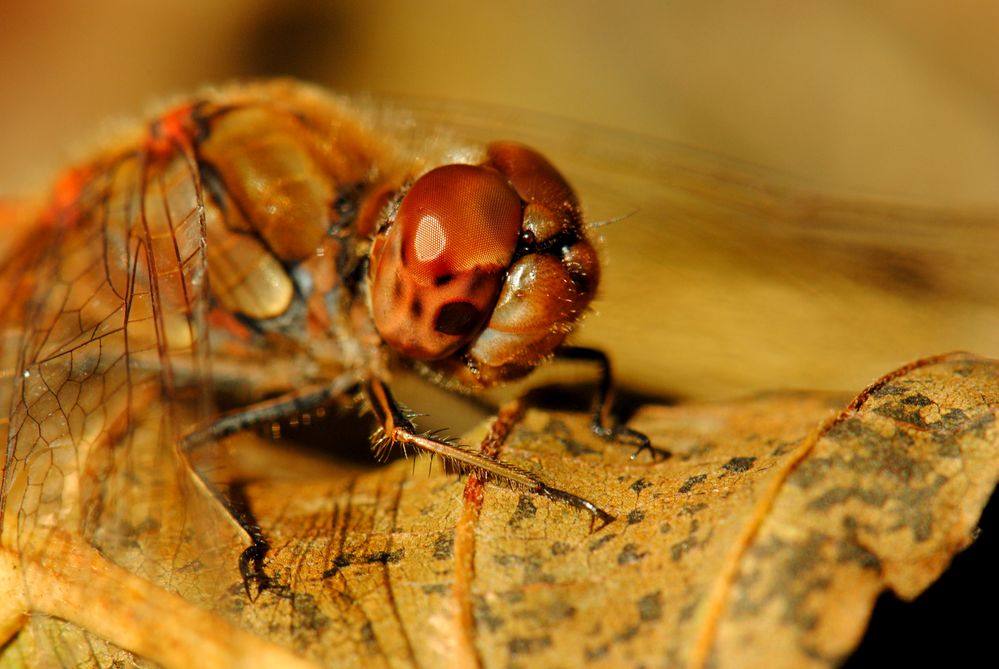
{"left": 368, "top": 142, "right": 600, "bottom": 389}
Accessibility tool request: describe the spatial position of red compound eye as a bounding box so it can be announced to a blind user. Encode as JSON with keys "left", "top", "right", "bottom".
{"left": 369, "top": 164, "right": 523, "bottom": 360}
{"left": 397, "top": 164, "right": 521, "bottom": 282}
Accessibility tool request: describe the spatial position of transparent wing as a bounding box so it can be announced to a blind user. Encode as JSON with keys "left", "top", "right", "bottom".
{"left": 0, "top": 134, "right": 239, "bottom": 665}
{"left": 374, "top": 96, "right": 999, "bottom": 399}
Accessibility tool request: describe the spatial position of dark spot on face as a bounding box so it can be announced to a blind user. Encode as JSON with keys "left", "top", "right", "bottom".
{"left": 434, "top": 272, "right": 454, "bottom": 287}
{"left": 332, "top": 194, "right": 353, "bottom": 216}
{"left": 399, "top": 237, "right": 409, "bottom": 267}
{"left": 410, "top": 298, "right": 423, "bottom": 318}
{"left": 393, "top": 277, "right": 402, "bottom": 299}
{"left": 435, "top": 301, "right": 480, "bottom": 336}
{"left": 567, "top": 268, "right": 592, "bottom": 296}
{"left": 469, "top": 271, "right": 490, "bottom": 293}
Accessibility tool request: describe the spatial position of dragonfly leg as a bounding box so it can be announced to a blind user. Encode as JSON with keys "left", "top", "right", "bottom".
{"left": 364, "top": 377, "right": 614, "bottom": 528}
{"left": 226, "top": 482, "right": 273, "bottom": 601}
{"left": 180, "top": 374, "right": 360, "bottom": 600}
{"left": 555, "top": 346, "right": 666, "bottom": 461}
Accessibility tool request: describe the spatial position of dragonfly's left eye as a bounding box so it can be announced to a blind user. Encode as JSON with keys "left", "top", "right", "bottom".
{"left": 369, "top": 163, "right": 522, "bottom": 360}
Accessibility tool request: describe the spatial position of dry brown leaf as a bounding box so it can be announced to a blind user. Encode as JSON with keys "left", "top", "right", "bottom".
{"left": 1, "top": 352, "right": 997, "bottom": 668}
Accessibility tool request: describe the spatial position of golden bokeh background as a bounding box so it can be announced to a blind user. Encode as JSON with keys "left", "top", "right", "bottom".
{"left": 2, "top": 1, "right": 998, "bottom": 401}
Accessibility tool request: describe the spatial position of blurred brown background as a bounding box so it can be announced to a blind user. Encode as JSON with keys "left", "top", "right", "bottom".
{"left": 2, "top": 0, "right": 999, "bottom": 400}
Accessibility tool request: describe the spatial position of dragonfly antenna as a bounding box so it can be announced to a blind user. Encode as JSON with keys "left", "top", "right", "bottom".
{"left": 588, "top": 210, "right": 638, "bottom": 229}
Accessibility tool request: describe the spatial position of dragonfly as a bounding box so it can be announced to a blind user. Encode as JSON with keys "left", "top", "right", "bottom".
{"left": 0, "top": 79, "right": 662, "bottom": 666}
{"left": 2, "top": 79, "right": 998, "bottom": 669}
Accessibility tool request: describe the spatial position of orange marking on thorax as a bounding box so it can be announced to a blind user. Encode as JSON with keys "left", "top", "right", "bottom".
{"left": 145, "top": 104, "right": 197, "bottom": 160}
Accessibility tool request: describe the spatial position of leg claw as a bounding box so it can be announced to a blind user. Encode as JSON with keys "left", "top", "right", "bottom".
{"left": 594, "top": 424, "right": 668, "bottom": 461}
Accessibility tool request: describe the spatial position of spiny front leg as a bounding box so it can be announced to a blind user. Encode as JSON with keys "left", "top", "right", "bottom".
{"left": 364, "top": 376, "right": 614, "bottom": 527}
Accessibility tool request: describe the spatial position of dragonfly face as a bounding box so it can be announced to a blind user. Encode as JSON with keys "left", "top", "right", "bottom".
{"left": 369, "top": 142, "right": 600, "bottom": 389}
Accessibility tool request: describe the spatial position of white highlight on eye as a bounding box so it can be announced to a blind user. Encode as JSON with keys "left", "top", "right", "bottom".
{"left": 414, "top": 213, "right": 446, "bottom": 262}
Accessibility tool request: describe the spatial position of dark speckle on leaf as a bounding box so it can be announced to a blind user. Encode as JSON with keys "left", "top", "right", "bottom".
{"left": 873, "top": 402, "right": 931, "bottom": 428}
{"left": 323, "top": 548, "right": 404, "bottom": 576}
{"left": 679, "top": 600, "right": 699, "bottom": 622}
{"left": 474, "top": 597, "right": 505, "bottom": 632}
{"left": 366, "top": 550, "right": 403, "bottom": 565}
{"left": 432, "top": 532, "right": 454, "bottom": 560}
{"left": 630, "top": 478, "right": 653, "bottom": 494}
{"left": 627, "top": 509, "right": 646, "bottom": 525}
{"left": 871, "top": 383, "right": 908, "bottom": 398}
{"left": 808, "top": 486, "right": 888, "bottom": 511}
{"left": 679, "top": 474, "right": 708, "bottom": 494}
{"left": 360, "top": 621, "right": 376, "bottom": 646}
{"left": 509, "top": 495, "right": 538, "bottom": 526}
{"left": 679, "top": 503, "right": 707, "bottom": 516}
{"left": 723, "top": 456, "right": 757, "bottom": 473}
{"left": 837, "top": 541, "right": 882, "bottom": 571}
{"left": 551, "top": 541, "right": 572, "bottom": 556}
{"left": 790, "top": 457, "right": 835, "bottom": 489}
{"left": 618, "top": 543, "right": 647, "bottom": 565}
{"left": 900, "top": 393, "right": 934, "bottom": 407}
{"left": 421, "top": 583, "right": 449, "bottom": 595}
{"left": 508, "top": 635, "right": 552, "bottom": 656}
{"left": 493, "top": 553, "right": 522, "bottom": 567}
{"left": 671, "top": 539, "right": 695, "bottom": 562}
{"left": 940, "top": 408, "right": 969, "bottom": 430}
{"left": 585, "top": 644, "right": 610, "bottom": 660}
{"left": 615, "top": 625, "right": 640, "bottom": 642}
{"left": 589, "top": 533, "right": 616, "bottom": 552}
{"left": 933, "top": 433, "right": 961, "bottom": 458}
{"left": 638, "top": 591, "right": 664, "bottom": 622}
{"left": 771, "top": 439, "right": 799, "bottom": 457}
